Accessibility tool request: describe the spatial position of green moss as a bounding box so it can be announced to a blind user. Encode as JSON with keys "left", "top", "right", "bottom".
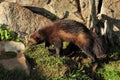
{"left": 5, "top": 51, "right": 17, "bottom": 58}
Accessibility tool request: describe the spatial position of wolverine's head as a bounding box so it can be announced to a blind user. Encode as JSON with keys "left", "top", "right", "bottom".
{"left": 28, "top": 31, "right": 44, "bottom": 46}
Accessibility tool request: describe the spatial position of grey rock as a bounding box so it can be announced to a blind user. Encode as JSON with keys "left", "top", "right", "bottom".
{"left": 0, "top": 1, "right": 52, "bottom": 41}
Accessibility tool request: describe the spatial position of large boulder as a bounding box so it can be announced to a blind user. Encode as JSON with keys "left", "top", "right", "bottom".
{"left": 0, "top": 0, "right": 120, "bottom": 22}
{"left": 1, "top": 0, "right": 86, "bottom": 22}
{"left": 0, "top": 1, "right": 52, "bottom": 41}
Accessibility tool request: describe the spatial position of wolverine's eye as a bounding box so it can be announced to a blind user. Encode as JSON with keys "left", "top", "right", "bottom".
{"left": 35, "top": 37, "right": 43, "bottom": 44}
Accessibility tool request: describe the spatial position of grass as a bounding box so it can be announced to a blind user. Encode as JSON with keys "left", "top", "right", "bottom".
{"left": 97, "top": 61, "right": 120, "bottom": 80}
{"left": 0, "top": 42, "right": 120, "bottom": 80}
{"left": 25, "top": 43, "right": 91, "bottom": 80}
{"left": 96, "top": 49, "right": 120, "bottom": 80}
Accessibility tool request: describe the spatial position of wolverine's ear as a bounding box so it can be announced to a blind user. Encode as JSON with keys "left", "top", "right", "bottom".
{"left": 28, "top": 34, "right": 31, "bottom": 39}
{"left": 37, "top": 30, "right": 45, "bottom": 40}
{"left": 30, "top": 31, "right": 39, "bottom": 38}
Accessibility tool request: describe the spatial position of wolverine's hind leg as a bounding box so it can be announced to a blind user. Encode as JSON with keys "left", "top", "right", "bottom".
{"left": 45, "top": 41, "right": 51, "bottom": 48}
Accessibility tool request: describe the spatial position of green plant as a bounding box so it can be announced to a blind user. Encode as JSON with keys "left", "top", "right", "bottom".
{"left": 97, "top": 62, "right": 120, "bottom": 80}
{"left": 62, "top": 68, "right": 91, "bottom": 80}
{"left": 26, "top": 43, "right": 91, "bottom": 80}
{"left": 0, "top": 24, "right": 20, "bottom": 41}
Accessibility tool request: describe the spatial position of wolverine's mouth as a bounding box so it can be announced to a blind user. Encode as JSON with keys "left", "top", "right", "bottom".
{"left": 37, "top": 40, "right": 44, "bottom": 44}
{"left": 28, "top": 38, "right": 44, "bottom": 46}
{"left": 28, "top": 42, "right": 36, "bottom": 46}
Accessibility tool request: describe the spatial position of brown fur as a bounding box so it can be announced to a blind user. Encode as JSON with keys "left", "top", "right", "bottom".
{"left": 28, "top": 20, "right": 106, "bottom": 61}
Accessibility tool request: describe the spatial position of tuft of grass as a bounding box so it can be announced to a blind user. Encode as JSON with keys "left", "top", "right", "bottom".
{"left": 97, "top": 61, "right": 120, "bottom": 80}
{"left": 96, "top": 48, "right": 120, "bottom": 80}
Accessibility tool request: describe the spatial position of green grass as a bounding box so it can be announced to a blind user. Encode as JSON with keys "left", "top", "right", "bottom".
{"left": 0, "top": 42, "right": 120, "bottom": 80}
{"left": 97, "top": 61, "right": 120, "bottom": 80}
{"left": 25, "top": 43, "right": 91, "bottom": 80}
{"left": 96, "top": 49, "right": 120, "bottom": 80}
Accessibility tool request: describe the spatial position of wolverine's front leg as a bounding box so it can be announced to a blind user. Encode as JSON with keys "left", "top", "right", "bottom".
{"left": 45, "top": 41, "right": 51, "bottom": 48}
{"left": 53, "top": 40, "right": 63, "bottom": 57}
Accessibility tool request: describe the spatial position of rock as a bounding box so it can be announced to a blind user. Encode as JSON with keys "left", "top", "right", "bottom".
{"left": 0, "top": 0, "right": 120, "bottom": 22}
{"left": 5, "top": 0, "right": 48, "bottom": 7}
{"left": 0, "top": 53, "right": 30, "bottom": 75}
{"left": 0, "top": 1, "right": 52, "bottom": 41}
{"left": 98, "top": 0, "right": 120, "bottom": 27}
{"left": 100, "top": 0, "right": 120, "bottom": 19}
{"left": 43, "top": 0, "right": 79, "bottom": 21}
{"left": 0, "top": 41, "right": 25, "bottom": 55}
{"left": 1, "top": 0, "right": 85, "bottom": 22}
{"left": 0, "top": 41, "right": 30, "bottom": 75}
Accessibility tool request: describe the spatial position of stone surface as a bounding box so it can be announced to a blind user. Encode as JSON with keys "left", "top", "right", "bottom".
{"left": 0, "top": 53, "right": 30, "bottom": 75}
{"left": 0, "top": 1, "right": 52, "bottom": 40}
{"left": 0, "top": 41, "right": 30, "bottom": 75}
{"left": 101, "top": 0, "right": 120, "bottom": 19}
{"left": 0, "top": 0, "right": 119, "bottom": 21}
{"left": 0, "top": 0, "right": 85, "bottom": 22}
{"left": 0, "top": 41, "right": 25, "bottom": 55}
{"left": 99, "top": 0, "right": 120, "bottom": 28}
{"left": 5, "top": 0, "right": 48, "bottom": 7}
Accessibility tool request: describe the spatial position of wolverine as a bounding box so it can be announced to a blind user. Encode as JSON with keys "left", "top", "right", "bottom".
{"left": 28, "top": 20, "right": 106, "bottom": 61}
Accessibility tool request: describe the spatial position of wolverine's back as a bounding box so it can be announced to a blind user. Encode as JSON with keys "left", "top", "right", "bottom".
{"left": 57, "top": 20, "right": 90, "bottom": 34}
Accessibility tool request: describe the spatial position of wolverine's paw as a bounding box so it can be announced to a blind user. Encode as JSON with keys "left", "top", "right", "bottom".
{"left": 92, "top": 63, "right": 98, "bottom": 71}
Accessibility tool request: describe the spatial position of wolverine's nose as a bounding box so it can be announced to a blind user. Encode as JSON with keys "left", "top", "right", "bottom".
{"left": 28, "top": 40, "right": 38, "bottom": 46}
{"left": 27, "top": 39, "right": 36, "bottom": 46}
{"left": 28, "top": 42, "right": 35, "bottom": 46}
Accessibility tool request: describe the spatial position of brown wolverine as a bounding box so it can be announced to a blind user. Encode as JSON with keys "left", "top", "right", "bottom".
{"left": 28, "top": 20, "right": 106, "bottom": 61}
